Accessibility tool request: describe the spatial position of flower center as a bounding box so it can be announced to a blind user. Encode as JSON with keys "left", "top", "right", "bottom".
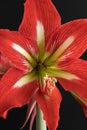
{"left": 35, "top": 61, "right": 46, "bottom": 72}
{"left": 32, "top": 56, "right": 57, "bottom": 96}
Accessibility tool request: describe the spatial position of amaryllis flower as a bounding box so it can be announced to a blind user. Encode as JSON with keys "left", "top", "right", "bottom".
{"left": 0, "top": 0, "right": 87, "bottom": 130}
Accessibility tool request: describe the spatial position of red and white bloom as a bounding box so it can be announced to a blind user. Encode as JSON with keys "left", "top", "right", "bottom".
{"left": 0, "top": 0, "right": 87, "bottom": 130}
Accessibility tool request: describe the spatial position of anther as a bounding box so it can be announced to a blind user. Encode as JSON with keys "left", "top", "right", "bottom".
{"left": 43, "top": 76, "right": 57, "bottom": 96}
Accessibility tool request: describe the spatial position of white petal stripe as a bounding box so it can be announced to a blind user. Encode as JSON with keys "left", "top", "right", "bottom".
{"left": 48, "top": 36, "right": 75, "bottom": 63}
{"left": 46, "top": 68, "right": 79, "bottom": 80}
{"left": 12, "top": 43, "right": 34, "bottom": 64}
{"left": 36, "top": 21, "right": 45, "bottom": 54}
{"left": 56, "top": 70, "right": 79, "bottom": 80}
{"left": 13, "top": 72, "right": 37, "bottom": 88}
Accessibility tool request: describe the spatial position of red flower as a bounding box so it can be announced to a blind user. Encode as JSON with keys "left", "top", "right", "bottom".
{"left": 0, "top": 0, "right": 87, "bottom": 130}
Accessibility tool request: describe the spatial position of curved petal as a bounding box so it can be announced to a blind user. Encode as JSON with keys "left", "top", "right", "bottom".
{"left": 0, "top": 68, "right": 38, "bottom": 118}
{"left": 70, "top": 91, "right": 87, "bottom": 118}
{"left": 36, "top": 87, "right": 62, "bottom": 130}
{"left": 0, "top": 30, "right": 34, "bottom": 71}
{"left": 46, "top": 19, "right": 87, "bottom": 62}
{"left": 19, "top": 0, "right": 61, "bottom": 43}
{"left": 0, "top": 29, "right": 39, "bottom": 55}
{"left": 58, "top": 59, "right": 87, "bottom": 98}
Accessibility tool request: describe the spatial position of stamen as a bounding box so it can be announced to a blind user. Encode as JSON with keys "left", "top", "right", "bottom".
{"left": 43, "top": 76, "right": 57, "bottom": 96}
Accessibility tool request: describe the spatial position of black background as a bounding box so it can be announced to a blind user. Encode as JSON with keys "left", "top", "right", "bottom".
{"left": 0, "top": 0, "right": 87, "bottom": 130}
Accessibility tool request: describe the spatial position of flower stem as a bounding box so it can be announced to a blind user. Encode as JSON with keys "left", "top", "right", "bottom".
{"left": 36, "top": 104, "right": 47, "bottom": 130}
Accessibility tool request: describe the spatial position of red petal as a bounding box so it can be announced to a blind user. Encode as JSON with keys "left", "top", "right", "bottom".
{"left": 46, "top": 19, "right": 87, "bottom": 60}
{"left": 0, "top": 29, "right": 39, "bottom": 55}
{"left": 71, "top": 91, "right": 87, "bottom": 117}
{"left": 0, "top": 30, "right": 34, "bottom": 71}
{"left": 36, "top": 87, "right": 62, "bottom": 130}
{"left": 0, "top": 29, "right": 29, "bottom": 50}
{"left": 58, "top": 59, "right": 87, "bottom": 98}
{"left": 19, "top": 0, "right": 61, "bottom": 43}
{"left": 0, "top": 68, "right": 38, "bottom": 118}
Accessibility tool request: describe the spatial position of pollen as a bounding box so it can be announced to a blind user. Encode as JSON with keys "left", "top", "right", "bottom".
{"left": 49, "top": 85, "right": 54, "bottom": 92}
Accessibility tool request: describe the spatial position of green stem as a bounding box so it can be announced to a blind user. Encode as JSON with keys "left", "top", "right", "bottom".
{"left": 36, "top": 104, "right": 47, "bottom": 130}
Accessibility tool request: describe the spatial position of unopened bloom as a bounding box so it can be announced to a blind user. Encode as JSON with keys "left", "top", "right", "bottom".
{"left": 0, "top": 0, "right": 87, "bottom": 130}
